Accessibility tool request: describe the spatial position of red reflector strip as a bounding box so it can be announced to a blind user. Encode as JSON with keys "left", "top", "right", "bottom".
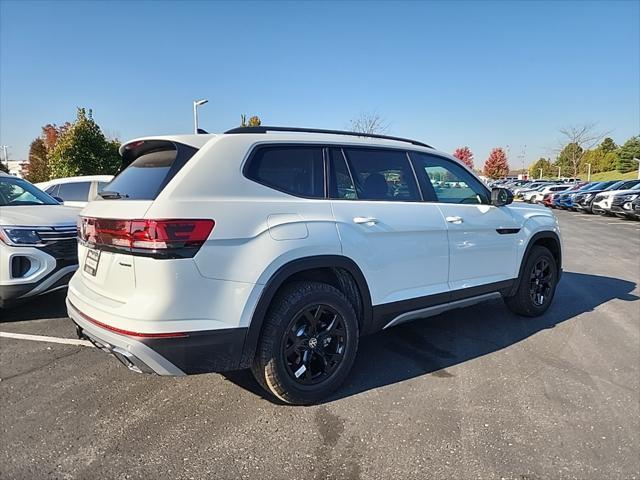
{"left": 69, "top": 302, "right": 188, "bottom": 339}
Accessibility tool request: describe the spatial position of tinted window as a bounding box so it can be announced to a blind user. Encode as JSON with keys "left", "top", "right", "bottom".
{"left": 45, "top": 184, "right": 59, "bottom": 197}
{"left": 411, "top": 152, "right": 490, "bottom": 204}
{"left": 106, "top": 141, "right": 198, "bottom": 200}
{"left": 343, "top": 148, "right": 420, "bottom": 201}
{"left": 246, "top": 146, "right": 324, "bottom": 198}
{"left": 328, "top": 148, "right": 356, "bottom": 199}
{"left": 0, "top": 177, "right": 58, "bottom": 206}
{"left": 57, "top": 182, "right": 91, "bottom": 202}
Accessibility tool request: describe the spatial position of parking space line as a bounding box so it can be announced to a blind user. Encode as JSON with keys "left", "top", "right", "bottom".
{"left": 606, "top": 222, "right": 635, "bottom": 225}
{"left": 0, "top": 331, "right": 93, "bottom": 347}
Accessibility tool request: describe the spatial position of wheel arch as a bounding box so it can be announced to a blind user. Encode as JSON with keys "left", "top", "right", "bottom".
{"left": 509, "top": 230, "right": 562, "bottom": 297}
{"left": 239, "top": 255, "right": 373, "bottom": 368}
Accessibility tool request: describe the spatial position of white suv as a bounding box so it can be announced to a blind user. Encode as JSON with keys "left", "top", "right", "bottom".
{"left": 67, "top": 126, "right": 562, "bottom": 404}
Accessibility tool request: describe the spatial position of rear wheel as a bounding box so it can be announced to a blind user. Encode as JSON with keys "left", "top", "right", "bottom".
{"left": 504, "top": 246, "right": 558, "bottom": 317}
{"left": 251, "top": 281, "right": 359, "bottom": 405}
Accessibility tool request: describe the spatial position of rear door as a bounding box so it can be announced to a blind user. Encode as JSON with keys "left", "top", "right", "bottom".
{"left": 329, "top": 147, "right": 449, "bottom": 307}
{"left": 410, "top": 152, "right": 520, "bottom": 291}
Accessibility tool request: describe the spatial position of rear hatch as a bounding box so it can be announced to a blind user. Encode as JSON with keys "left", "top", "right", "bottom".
{"left": 76, "top": 140, "right": 201, "bottom": 303}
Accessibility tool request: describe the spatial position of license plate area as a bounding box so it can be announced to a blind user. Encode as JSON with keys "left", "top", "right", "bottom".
{"left": 84, "top": 248, "right": 101, "bottom": 276}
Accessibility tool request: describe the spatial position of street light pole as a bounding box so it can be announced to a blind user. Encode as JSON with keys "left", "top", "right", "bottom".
{"left": 539, "top": 168, "right": 543, "bottom": 180}
{"left": 634, "top": 157, "right": 640, "bottom": 180}
{"left": 1, "top": 145, "right": 9, "bottom": 169}
{"left": 586, "top": 163, "right": 592, "bottom": 181}
{"left": 557, "top": 165, "right": 561, "bottom": 179}
{"left": 192, "top": 99, "right": 208, "bottom": 134}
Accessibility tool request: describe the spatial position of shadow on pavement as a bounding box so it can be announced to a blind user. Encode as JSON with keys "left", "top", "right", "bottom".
{"left": 0, "top": 290, "right": 68, "bottom": 322}
{"left": 225, "top": 271, "right": 638, "bottom": 403}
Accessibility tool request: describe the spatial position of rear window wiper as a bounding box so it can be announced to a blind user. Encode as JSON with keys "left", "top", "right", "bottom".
{"left": 99, "top": 190, "right": 129, "bottom": 199}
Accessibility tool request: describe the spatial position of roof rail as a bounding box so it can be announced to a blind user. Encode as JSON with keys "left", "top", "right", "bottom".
{"left": 223, "top": 126, "right": 433, "bottom": 149}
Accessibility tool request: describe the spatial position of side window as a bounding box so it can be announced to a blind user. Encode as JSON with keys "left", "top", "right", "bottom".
{"left": 410, "top": 152, "right": 490, "bottom": 205}
{"left": 343, "top": 148, "right": 420, "bottom": 201}
{"left": 45, "top": 184, "right": 59, "bottom": 197}
{"left": 246, "top": 146, "right": 324, "bottom": 198}
{"left": 57, "top": 182, "right": 91, "bottom": 202}
{"left": 328, "top": 148, "right": 356, "bottom": 199}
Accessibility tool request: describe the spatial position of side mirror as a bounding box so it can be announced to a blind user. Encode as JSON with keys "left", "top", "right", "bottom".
{"left": 491, "top": 187, "right": 513, "bottom": 207}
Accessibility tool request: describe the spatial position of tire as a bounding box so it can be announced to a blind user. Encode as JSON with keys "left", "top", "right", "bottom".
{"left": 251, "top": 281, "right": 359, "bottom": 405}
{"left": 504, "top": 246, "right": 558, "bottom": 317}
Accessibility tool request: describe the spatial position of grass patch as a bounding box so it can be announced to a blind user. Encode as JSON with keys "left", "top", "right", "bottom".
{"left": 589, "top": 170, "right": 638, "bottom": 181}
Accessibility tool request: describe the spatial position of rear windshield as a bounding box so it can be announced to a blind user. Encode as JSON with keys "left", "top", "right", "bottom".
{"left": 103, "top": 141, "right": 198, "bottom": 200}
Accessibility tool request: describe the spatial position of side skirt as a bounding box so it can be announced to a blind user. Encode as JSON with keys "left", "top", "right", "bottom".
{"left": 371, "top": 279, "right": 515, "bottom": 333}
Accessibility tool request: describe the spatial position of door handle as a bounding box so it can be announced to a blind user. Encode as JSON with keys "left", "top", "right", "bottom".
{"left": 353, "top": 216, "right": 379, "bottom": 225}
{"left": 445, "top": 216, "right": 463, "bottom": 224}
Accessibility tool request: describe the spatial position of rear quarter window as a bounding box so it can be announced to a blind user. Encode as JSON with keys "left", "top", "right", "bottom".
{"left": 245, "top": 146, "right": 324, "bottom": 198}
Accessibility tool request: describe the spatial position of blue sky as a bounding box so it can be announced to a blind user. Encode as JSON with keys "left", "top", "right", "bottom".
{"left": 1, "top": 0, "right": 638, "bottom": 169}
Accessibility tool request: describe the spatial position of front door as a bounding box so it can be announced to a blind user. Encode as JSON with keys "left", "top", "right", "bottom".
{"left": 409, "top": 152, "right": 520, "bottom": 292}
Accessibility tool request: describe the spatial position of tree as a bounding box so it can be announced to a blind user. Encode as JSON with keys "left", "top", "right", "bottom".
{"left": 556, "top": 142, "right": 583, "bottom": 177}
{"left": 557, "top": 123, "right": 608, "bottom": 177}
{"left": 580, "top": 138, "right": 619, "bottom": 175}
{"left": 349, "top": 112, "right": 388, "bottom": 134}
{"left": 48, "top": 108, "right": 121, "bottom": 178}
{"left": 483, "top": 148, "right": 510, "bottom": 179}
{"left": 529, "top": 157, "right": 555, "bottom": 178}
{"left": 240, "top": 114, "right": 262, "bottom": 127}
{"left": 42, "top": 123, "right": 71, "bottom": 151}
{"left": 25, "top": 138, "right": 49, "bottom": 183}
{"left": 453, "top": 146, "right": 474, "bottom": 169}
{"left": 0, "top": 161, "right": 7, "bottom": 173}
{"left": 616, "top": 136, "right": 640, "bottom": 173}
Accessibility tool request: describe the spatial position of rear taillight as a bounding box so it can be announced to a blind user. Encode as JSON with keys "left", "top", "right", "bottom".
{"left": 79, "top": 217, "right": 214, "bottom": 259}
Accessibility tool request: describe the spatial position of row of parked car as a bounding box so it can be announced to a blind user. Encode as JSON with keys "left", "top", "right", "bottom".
{"left": 491, "top": 178, "right": 640, "bottom": 220}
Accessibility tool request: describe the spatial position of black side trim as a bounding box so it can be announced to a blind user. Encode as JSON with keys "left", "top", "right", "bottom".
{"left": 371, "top": 279, "right": 515, "bottom": 332}
{"left": 141, "top": 328, "right": 248, "bottom": 374}
{"left": 509, "top": 231, "right": 562, "bottom": 296}
{"left": 496, "top": 228, "right": 521, "bottom": 235}
{"left": 239, "top": 255, "right": 373, "bottom": 368}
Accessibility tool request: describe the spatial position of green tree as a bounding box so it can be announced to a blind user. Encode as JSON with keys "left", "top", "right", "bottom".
{"left": 616, "top": 136, "right": 640, "bottom": 173}
{"left": 48, "top": 108, "right": 121, "bottom": 178}
{"left": 240, "top": 114, "right": 262, "bottom": 127}
{"left": 25, "top": 138, "right": 50, "bottom": 183}
{"left": 529, "top": 157, "right": 555, "bottom": 178}
{"left": 555, "top": 142, "right": 583, "bottom": 177}
{"left": 0, "top": 161, "right": 8, "bottom": 173}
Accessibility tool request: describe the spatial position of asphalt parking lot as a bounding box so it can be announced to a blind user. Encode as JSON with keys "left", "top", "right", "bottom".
{"left": 1, "top": 210, "right": 638, "bottom": 480}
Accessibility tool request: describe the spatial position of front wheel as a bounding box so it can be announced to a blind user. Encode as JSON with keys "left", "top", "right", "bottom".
{"left": 251, "top": 281, "right": 359, "bottom": 405}
{"left": 504, "top": 246, "right": 558, "bottom": 317}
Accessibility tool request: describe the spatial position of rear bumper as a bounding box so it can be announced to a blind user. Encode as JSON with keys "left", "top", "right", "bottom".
{"left": 67, "top": 299, "right": 247, "bottom": 375}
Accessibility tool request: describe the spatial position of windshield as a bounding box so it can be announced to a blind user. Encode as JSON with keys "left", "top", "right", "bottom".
{"left": 0, "top": 176, "right": 59, "bottom": 206}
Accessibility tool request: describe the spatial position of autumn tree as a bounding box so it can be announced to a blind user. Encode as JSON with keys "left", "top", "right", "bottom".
{"left": 349, "top": 112, "right": 388, "bottom": 134}
{"left": 616, "top": 136, "right": 640, "bottom": 173}
{"left": 483, "top": 148, "right": 510, "bottom": 179}
{"left": 25, "top": 138, "right": 49, "bottom": 183}
{"left": 48, "top": 108, "right": 121, "bottom": 178}
{"left": 453, "top": 146, "right": 474, "bottom": 169}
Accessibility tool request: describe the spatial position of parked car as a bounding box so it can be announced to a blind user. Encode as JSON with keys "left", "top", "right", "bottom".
{"left": 0, "top": 173, "right": 79, "bottom": 307}
{"left": 574, "top": 180, "right": 624, "bottom": 214}
{"left": 592, "top": 181, "right": 640, "bottom": 215}
{"left": 35, "top": 175, "right": 114, "bottom": 208}
{"left": 513, "top": 181, "right": 552, "bottom": 198}
{"left": 558, "top": 182, "right": 602, "bottom": 210}
{"left": 67, "top": 126, "right": 562, "bottom": 404}
{"left": 527, "top": 184, "right": 571, "bottom": 204}
{"left": 632, "top": 196, "right": 640, "bottom": 219}
{"left": 610, "top": 188, "right": 640, "bottom": 219}
{"left": 552, "top": 183, "right": 586, "bottom": 208}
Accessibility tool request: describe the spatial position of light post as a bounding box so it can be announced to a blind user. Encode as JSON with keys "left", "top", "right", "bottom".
{"left": 1, "top": 145, "right": 9, "bottom": 169}
{"left": 539, "top": 168, "right": 543, "bottom": 180}
{"left": 634, "top": 157, "right": 640, "bottom": 180}
{"left": 557, "top": 165, "right": 561, "bottom": 179}
{"left": 193, "top": 99, "right": 208, "bottom": 134}
{"left": 586, "top": 163, "right": 592, "bottom": 181}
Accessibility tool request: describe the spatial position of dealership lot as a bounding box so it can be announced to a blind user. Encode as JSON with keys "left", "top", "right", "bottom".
{"left": 1, "top": 210, "right": 638, "bottom": 480}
